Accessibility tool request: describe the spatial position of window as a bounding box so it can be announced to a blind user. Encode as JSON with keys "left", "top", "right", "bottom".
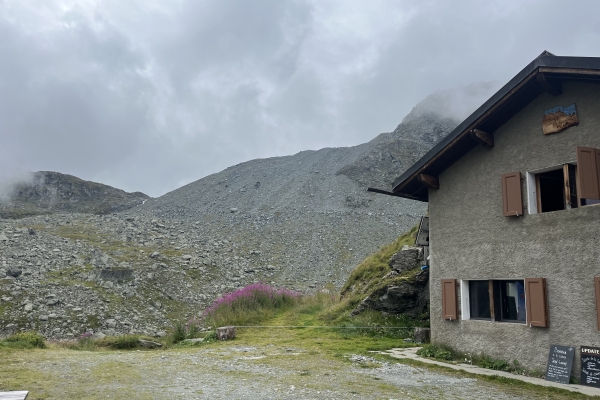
{"left": 462, "top": 279, "right": 527, "bottom": 324}
{"left": 508, "top": 146, "right": 600, "bottom": 216}
{"left": 468, "top": 281, "right": 491, "bottom": 320}
{"left": 526, "top": 164, "right": 577, "bottom": 214}
{"left": 493, "top": 280, "right": 526, "bottom": 323}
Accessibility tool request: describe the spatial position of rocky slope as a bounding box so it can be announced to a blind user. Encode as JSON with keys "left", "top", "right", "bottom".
{"left": 133, "top": 100, "right": 457, "bottom": 289}
{"left": 0, "top": 93, "right": 458, "bottom": 339}
{"left": 0, "top": 171, "right": 149, "bottom": 219}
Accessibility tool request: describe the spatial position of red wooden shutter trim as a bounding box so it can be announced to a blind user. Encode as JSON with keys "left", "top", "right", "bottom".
{"left": 441, "top": 279, "right": 458, "bottom": 320}
{"left": 525, "top": 278, "right": 548, "bottom": 328}
{"left": 576, "top": 146, "right": 600, "bottom": 200}
{"left": 502, "top": 172, "right": 523, "bottom": 216}
{"left": 595, "top": 277, "right": 600, "bottom": 331}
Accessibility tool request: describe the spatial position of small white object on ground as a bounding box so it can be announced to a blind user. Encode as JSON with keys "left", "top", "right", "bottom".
{"left": 0, "top": 391, "right": 29, "bottom": 400}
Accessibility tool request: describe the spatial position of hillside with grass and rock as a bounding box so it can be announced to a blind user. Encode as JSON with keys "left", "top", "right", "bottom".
{"left": 0, "top": 93, "right": 456, "bottom": 339}
{"left": 323, "top": 226, "right": 429, "bottom": 324}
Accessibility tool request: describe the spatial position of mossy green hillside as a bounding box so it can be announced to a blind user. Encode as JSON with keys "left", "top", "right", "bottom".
{"left": 320, "top": 225, "right": 425, "bottom": 325}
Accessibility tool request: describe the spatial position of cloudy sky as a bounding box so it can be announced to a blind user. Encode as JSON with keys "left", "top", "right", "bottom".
{"left": 1, "top": 0, "right": 599, "bottom": 197}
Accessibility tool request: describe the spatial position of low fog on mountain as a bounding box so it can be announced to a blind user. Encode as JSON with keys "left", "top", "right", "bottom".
{"left": 2, "top": 0, "right": 600, "bottom": 196}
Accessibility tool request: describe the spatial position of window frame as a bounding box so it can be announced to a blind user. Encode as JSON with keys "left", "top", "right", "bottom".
{"left": 526, "top": 163, "right": 577, "bottom": 214}
{"left": 468, "top": 280, "right": 492, "bottom": 321}
{"left": 493, "top": 280, "right": 527, "bottom": 324}
{"left": 461, "top": 279, "right": 527, "bottom": 324}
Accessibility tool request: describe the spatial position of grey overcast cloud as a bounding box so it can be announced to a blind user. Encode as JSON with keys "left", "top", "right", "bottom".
{"left": 1, "top": 0, "right": 600, "bottom": 197}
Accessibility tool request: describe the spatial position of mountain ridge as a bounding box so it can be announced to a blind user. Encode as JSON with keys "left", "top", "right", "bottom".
{"left": 0, "top": 91, "right": 460, "bottom": 339}
{"left": 0, "top": 171, "right": 150, "bottom": 219}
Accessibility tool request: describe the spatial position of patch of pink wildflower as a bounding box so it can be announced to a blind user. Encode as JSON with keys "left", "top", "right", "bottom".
{"left": 203, "top": 283, "right": 301, "bottom": 321}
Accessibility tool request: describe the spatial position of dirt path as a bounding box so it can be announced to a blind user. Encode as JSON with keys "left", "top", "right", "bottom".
{"left": 0, "top": 342, "right": 583, "bottom": 399}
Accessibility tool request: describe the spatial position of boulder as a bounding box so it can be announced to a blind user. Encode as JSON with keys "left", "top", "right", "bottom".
{"left": 351, "top": 269, "right": 429, "bottom": 318}
{"left": 92, "top": 332, "right": 106, "bottom": 340}
{"left": 138, "top": 339, "right": 162, "bottom": 349}
{"left": 216, "top": 326, "right": 236, "bottom": 341}
{"left": 90, "top": 249, "right": 109, "bottom": 267}
{"left": 99, "top": 268, "right": 133, "bottom": 282}
{"left": 414, "top": 327, "right": 431, "bottom": 344}
{"left": 389, "top": 246, "right": 422, "bottom": 273}
{"left": 46, "top": 298, "right": 60, "bottom": 306}
{"left": 181, "top": 338, "right": 205, "bottom": 344}
{"left": 6, "top": 268, "right": 22, "bottom": 278}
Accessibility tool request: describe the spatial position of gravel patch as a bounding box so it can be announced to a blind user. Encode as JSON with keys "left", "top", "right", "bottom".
{"left": 1, "top": 345, "right": 564, "bottom": 399}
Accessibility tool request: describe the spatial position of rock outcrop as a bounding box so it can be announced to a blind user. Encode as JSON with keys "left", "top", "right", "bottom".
{"left": 0, "top": 171, "right": 149, "bottom": 218}
{"left": 349, "top": 243, "right": 429, "bottom": 318}
{"left": 389, "top": 246, "right": 423, "bottom": 273}
{"left": 351, "top": 269, "right": 429, "bottom": 318}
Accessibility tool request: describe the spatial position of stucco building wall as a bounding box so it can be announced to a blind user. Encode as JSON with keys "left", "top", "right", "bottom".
{"left": 428, "top": 81, "right": 600, "bottom": 376}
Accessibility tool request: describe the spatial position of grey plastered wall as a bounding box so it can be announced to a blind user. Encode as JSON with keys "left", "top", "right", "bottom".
{"left": 428, "top": 81, "right": 600, "bottom": 377}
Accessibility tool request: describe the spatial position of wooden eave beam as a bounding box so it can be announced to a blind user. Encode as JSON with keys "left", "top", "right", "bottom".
{"left": 417, "top": 174, "right": 439, "bottom": 189}
{"left": 536, "top": 72, "right": 562, "bottom": 96}
{"left": 470, "top": 129, "right": 494, "bottom": 148}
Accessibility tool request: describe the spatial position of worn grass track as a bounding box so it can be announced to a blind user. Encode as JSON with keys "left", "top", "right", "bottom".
{"left": 0, "top": 309, "right": 593, "bottom": 399}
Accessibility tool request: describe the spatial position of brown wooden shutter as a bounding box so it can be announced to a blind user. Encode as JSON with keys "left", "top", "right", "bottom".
{"left": 441, "top": 279, "right": 458, "bottom": 320}
{"left": 576, "top": 146, "right": 600, "bottom": 200}
{"left": 525, "top": 278, "right": 548, "bottom": 327}
{"left": 595, "top": 277, "right": 600, "bottom": 330}
{"left": 501, "top": 172, "right": 523, "bottom": 216}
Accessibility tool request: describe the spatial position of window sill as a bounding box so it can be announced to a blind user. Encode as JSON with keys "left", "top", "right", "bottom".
{"left": 463, "top": 319, "right": 525, "bottom": 325}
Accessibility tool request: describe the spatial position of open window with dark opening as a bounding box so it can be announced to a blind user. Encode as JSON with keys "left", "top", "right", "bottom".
{"left": 537, "top": 169, "right": 566, "bottom": 212}
{"left": 527, "top": 164, "right": 577, "bottom": 214}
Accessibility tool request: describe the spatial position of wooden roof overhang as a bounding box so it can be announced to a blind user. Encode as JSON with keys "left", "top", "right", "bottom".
{"left": 390, "top": 53, "right": 600, "bottom": 202}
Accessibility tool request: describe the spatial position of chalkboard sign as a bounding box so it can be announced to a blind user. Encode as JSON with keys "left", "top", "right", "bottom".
{"left": 545, "top": 345, "right": 575, "bottom": 384}
{"left": 581, "top": 346, "right": 600, "bottom": 388}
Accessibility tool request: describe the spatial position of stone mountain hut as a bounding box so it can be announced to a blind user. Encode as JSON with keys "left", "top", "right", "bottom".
{"left": 376, "top": 51, "right": 600, "bottom": 377}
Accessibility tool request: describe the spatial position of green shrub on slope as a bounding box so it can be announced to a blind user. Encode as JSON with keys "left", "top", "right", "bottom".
{"left": 1, "top": 332, "right": 46, "bottom": 349}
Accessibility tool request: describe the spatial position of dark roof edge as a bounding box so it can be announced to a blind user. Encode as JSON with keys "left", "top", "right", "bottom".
{"left": 392, "top": 54, "right": 600, "bottom": 191}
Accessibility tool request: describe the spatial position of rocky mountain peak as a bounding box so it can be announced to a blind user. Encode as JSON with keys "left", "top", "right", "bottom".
{"left": 0, "top": 171, "right": 149, "bottom": 218}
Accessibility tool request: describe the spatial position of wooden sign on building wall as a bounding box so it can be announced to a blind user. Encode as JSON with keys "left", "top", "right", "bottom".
{"left": 543, "top": 104, "right": 578, "bottom": 135}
